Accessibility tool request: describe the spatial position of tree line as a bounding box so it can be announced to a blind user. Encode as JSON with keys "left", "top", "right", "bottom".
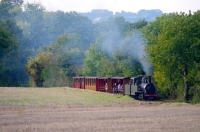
{"left": 0, "top": 0, "right": 200, "bottom": 103}
{"left": 142, "top": 11, "right": 200, "bottom": 102}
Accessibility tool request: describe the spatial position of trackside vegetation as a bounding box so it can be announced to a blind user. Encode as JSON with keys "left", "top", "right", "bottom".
{"left": 142, "top": 11, "right": 200, "bottom": 102}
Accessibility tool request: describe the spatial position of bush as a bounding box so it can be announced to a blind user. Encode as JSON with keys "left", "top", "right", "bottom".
{"left": 189, "top": 85, "right": 200, "bottom": 104}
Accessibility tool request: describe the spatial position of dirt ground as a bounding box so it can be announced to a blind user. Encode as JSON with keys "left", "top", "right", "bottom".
{"left": 0, "top": 103, "right": 200, "bottom": 132}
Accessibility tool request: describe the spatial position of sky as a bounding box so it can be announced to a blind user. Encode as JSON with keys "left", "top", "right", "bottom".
{"left": 23, "top": 0, "right": 200, "bottom": 13}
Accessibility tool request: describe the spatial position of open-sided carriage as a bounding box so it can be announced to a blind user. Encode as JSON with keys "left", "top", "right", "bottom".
{"left": 111, "top": 77, "right": 130, "bottom": 94}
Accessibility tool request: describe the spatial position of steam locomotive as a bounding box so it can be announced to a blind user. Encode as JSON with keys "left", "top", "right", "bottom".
{"left": 72, "top": 75, "right": 158, "bottom": 100}
{"left": 124, "top": 75, "right": 158, "bottom": 100}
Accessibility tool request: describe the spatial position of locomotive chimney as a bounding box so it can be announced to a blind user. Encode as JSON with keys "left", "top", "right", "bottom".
{"left": 148, "top": 76, "right": 151, "bottom": 83}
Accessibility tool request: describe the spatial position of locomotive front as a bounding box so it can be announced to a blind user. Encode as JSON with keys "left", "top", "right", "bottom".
{"left": 139, "top": 82, "right": 158, "bottom": 100}
{"left": 124, "top": 75, "right": 158, "bottom": 100}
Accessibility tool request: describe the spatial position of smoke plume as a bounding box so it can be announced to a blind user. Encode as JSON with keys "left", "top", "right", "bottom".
{"left": 100, "top": 28, "right": 152, "bottom": 75}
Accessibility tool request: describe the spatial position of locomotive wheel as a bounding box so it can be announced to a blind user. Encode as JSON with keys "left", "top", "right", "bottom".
{"left": 137, "top": 93, "right": 143, "bottom": 100}
{"left": 141, "top": 94, "right": 144, "bottom": 100}
{"left": 134, "top": 95, "right": 138, "bottom": 100}
{"left": 134, "top": 93, "right": 139, "bottom": 100}
{"left": 143, "top": 96, "right": 148, "bottom": 101}
{"left": 149, "top": 97, "right": 155, "bottom": 101}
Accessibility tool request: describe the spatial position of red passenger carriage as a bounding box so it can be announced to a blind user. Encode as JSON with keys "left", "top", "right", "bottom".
{"left": 96, "top": 77, "right": 112, "bottom": 93}
{"left": 72, "top": 76, "right": 85, "bottom": 89}
{"left": 85, "top": 77, "right": 98, "bottom": 91}
{"left": 72, "top": 76, "right": 130, "bottom": 94}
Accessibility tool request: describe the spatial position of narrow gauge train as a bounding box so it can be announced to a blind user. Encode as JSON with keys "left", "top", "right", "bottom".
{"left": 72, "top": 75, "right": 158, "bottom": 100}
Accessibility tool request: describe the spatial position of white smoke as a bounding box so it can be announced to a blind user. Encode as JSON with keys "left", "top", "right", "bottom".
{"left": 100, "top": 28, "right": 152, "bottom": 75}
{"left": 129, "top": 30, "right": 152, "bottom": 75}
{"left": 100, "top": 28, "right": 121, "bottom": 56}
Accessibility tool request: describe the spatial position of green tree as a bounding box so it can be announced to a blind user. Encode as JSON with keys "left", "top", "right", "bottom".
{"left": 26, "top": 32, "right": 85, "bottom": 87}
{"left": 0, "top": 0, "right": 23, "bottom": 20}
{"left": 142, "top": 11, "right": 200, "bottom": 102}
{"left": 129, "top": 19, "right": 148, "bottom": 30}
{"left": 26, "top": 52, "right": 52, "bottom": 87}
{"left": 0, "top": 21, "right": 18, "bottom": 86}
{"left": 20, "top": 2, "right": 46, "bottom": 49}
{"left": 83, "top": 43, "right": 102, "bottom": 76}
{"left": 0, "top": 0, "right": 32, "bottom": 86}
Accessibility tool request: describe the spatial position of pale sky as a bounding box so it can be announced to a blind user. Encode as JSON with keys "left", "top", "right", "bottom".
{"left": 23, "top": 0, "right": 200, "bottom": 13}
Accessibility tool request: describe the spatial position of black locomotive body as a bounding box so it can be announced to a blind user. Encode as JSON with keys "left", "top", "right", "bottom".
{"left": 124, "top": 75, "right": 158, "bottom": 100}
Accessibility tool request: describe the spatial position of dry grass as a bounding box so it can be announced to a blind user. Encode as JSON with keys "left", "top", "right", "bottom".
{"left": 0, "top": 87, "right": 134, "bottom": 107}
{"left": 0, "top": 87, "right": 200, "bottom": 132}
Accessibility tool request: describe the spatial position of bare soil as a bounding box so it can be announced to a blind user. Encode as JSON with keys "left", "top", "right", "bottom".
{"left": 1, "top": 103, "right": 200, "bottom": 132}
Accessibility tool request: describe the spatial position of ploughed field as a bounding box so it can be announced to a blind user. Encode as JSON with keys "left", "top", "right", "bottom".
{"left": 0, "top": 87, "right": 200, "bottom": 132}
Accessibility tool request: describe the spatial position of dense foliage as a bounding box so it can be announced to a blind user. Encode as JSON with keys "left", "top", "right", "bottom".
{"left": 0, "top": 0, "right": 29, "bottom": 86}
{"left": 142, "top": 11, "right": 200, "bottom": 102}
{"left": 26, "top": 33, "right": 85, "bottom": 87}
{"left": 1, "top": 0, "right": 200, "bottom": 103}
